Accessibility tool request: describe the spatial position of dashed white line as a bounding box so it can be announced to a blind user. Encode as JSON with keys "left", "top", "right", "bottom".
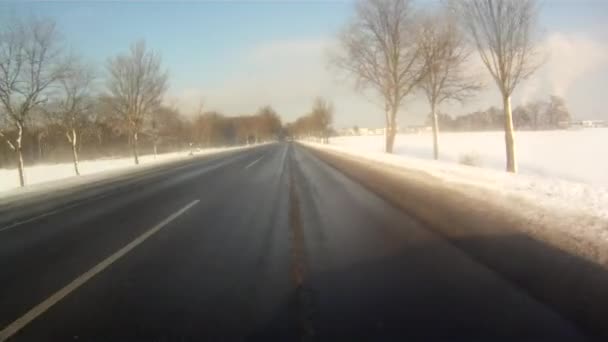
{"left": 245, "top": 155, "right": 264, "bottom": 169}
{"left": 0, "top": 199, "right": 200, "bottom": 342}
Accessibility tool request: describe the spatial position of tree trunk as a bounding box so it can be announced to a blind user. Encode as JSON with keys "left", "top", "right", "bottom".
{"left": 431, "top": 101, "right": 439, "bottom": 160}
{"left": 132, "top": 131, "right": 140, "bottom": 165}
{"left": 71, "top": 129, "right": 80, "bottom": 176}
{"left": 16, "top": 125, "right": 25, "bottom": 187}
{"left": 503, "top": 94, "right": 517, "bottom": 173}
{"left": 77, "top": 131, "right": 83, "bottom": 153}
{"left": 385, "top": 108, "right": 397, "bottom": 153}
{"left": 37, "top": 134, "right": 44, "bottom": 162}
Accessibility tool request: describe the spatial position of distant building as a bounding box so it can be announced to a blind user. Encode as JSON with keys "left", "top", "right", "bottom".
{"left": 356, "top": 127, "right": 387, "bottom": 136}
{"left": 338, "top": 128, "right": 356, "bottom": 136}
{"left": 570, "top": 120, "right": 605, "bottom": 128}
{"left": 401, "top": 125, "right": 432, "bottom": 134}
{"left": 339, "top": 125, "right": 422, "bottom": 136}
{"left": 372, "top": 128, "right": 386, "bottom": 135}
{"left": 359, "top": 127, "right": 371, "bottom": 135}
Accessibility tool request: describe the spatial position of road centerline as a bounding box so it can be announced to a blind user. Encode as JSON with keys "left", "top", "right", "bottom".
{"left": 245, "top": 155, "right": 264, "bottom": 169}
{"left": 0, "top": 199, "right": 200, "bottom": 342}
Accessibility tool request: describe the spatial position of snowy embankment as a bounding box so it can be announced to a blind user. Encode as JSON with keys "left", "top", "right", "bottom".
{"left": 0, "top": 145, "right": 255, "bottom": 199}
{"left": 330, "top": 129, "right": 608, "bottom": 222}
{"left": 302, "top": 132, "right": 608, "bottom": 266}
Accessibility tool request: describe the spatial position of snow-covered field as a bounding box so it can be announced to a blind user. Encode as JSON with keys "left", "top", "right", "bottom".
{"left": 0, "top": 146, "right": 251, "bottom": 195}
{"left": 324, "top": 129, "right": 608, "bottom": 221}
{"left": 332, "top": 128, "right": 608, "bottom": 187}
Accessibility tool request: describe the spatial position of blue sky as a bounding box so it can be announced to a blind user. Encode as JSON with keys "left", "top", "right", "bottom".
{"left": 2, "top": 1, "right": 608, "bottom": 126}
{"left": 2, "top": 1, "right": 351, "bottom": 87}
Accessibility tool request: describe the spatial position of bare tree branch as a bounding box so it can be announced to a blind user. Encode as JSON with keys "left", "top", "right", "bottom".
{"left": 0, "top": 129, "right": 16, "bottom": 150}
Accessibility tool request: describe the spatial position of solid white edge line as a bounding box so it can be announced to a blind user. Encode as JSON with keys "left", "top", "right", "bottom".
{"left": 0, "top": 150, "right": 239, "bottom": 233}
{"left": 0, "top": 199, "right": 200, "bottom": 342}
{"left": 0, "top": 192, "right": 114, "bottom": 233}
{"left": 245, "top": 155, "right": 264, "bottom": 169}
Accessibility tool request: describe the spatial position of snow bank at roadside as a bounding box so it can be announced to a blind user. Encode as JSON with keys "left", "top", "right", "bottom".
{"left": 0, "top": 145, "right": 255, "bottom": 196}
{"left": 302, "top": 141, "right": 608, "bottom": 262}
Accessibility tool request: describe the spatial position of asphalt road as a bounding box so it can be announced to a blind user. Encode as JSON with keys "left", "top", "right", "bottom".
{"left": 0, "top": 143, "right": 591, "bottom": 341}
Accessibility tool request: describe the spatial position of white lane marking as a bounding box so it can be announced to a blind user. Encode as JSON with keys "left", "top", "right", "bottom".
{"left": 0, "top": 199, "right": 200, "bottom": 342}
{"left": 245, "top": 155, "right": 264, "bottom": 169}
{"left": 0, "top": 151, "right": 243, "bottom": 233}
{"left": 0, "top": 204, "right": 81, "bottom": 233}
{"left": 0, "top": 191, "right": 115, "bottom": 233}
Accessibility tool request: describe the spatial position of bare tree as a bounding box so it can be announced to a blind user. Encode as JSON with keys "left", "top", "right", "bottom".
{"left": 149, "top": 97, "right": 177, "bottom": 159}
{"left": 289, "top": 99, "right": 334, "bottom": 142}
{"left": 193, "top": 111, "right": 220, "bottom": 148}
{"left": 0, "top": 17, "right": 66, "bottom": 186}
{"left": 27, "top": 109, "right": 51, "bottom": 162}
{"left": 311, "top": 97, "right": 334, "bottom": 143}
{"left": 148, "top": 103, "right": 183, "bottom": 158}
{"left": 48, "top": 60, "right": 96, "bottom": 175}
{"left": 106, "top": 40, "right": 168, "bottom": 165}
{"left": 417, "top": 9, "right": 481, "bottom": 160}
{"left": 451, "top": 0, "right": 541, "bottom": 172}
{"left": 545, "top": 95, "right": 569, "bottom": 128}
{"left": 195, "top": 97, "right": 204, "bottom": 146}
{"left": 333, "top": 0, "right": 426, "bottom": 153}
{"left": 255, "top": 105, "right": 281, "bottom": 143}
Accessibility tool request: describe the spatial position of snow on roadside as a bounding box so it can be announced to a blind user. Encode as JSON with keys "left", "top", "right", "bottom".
{"left": 0, "top": 145, "right": 256, "bottom": 197}
{"left": 301, "top": 140, "right": 608, "bottom": 262}
{"left": 324, "top": 130, "right": 608, "bottom": 221}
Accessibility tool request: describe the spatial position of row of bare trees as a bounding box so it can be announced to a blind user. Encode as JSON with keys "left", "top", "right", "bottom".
{"left": 0, "top": 99, "right": 283, "bottom": 168}
{"left": 287, "top": 97, "right": 334, "bottom": 143}
{"left": 334, "top": 0, "right": 541, "bottom": 172}
{"left": 0, "top": 18, "right": 283, "bottom": 187}
{"left": 191, "top": 105, "right": 282, "bottom": 147}
{"left": 0, "top": 16, "right": 171, "bottom": 186}
{"left": 429, "top": 95, "right": 571, "bottom": 132}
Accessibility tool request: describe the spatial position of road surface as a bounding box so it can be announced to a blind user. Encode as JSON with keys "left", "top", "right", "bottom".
{"left": 0, "top": 143, "right": 591, "bottom": 340}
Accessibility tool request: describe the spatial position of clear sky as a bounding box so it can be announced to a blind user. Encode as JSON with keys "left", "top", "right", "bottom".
{"left": 2, "top": 0, "right": 608, "bottom": 128}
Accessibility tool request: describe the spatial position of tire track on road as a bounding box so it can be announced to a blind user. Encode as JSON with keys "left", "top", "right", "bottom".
{"left": 288, "top": 147, "right": 316, "bottom": 341}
